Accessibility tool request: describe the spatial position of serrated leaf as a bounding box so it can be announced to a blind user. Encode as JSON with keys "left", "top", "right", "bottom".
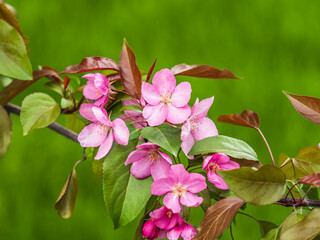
{"left": 0, "top": 19, "right": 32, "bottom": 80}
{"left": 258, "top": 220, "right": 278, "bottom": 238}
{"left": 280, "top": 209, "right": 320, "bottom": 240}
{"left": 218, "top": 110, "right": 260, "bottom": 129}
{"left": 20, "top": 92, "right": 60, "bottom": 135}
{"left": 119, "top": 39, "right": 142, "bottom": 99}
{"left": 141, "top": 123, "right": 181, "bottom": 156}
{"left": 189, "top": 135, "right": 258, "bottom": 160}
{"left": 171, "top": 63, "right": 239, "bottom": 79}
{"left": 219, "top": 165, "right": 286, "bottom": 206}
{"left": 284, "top": 91, "right": 320, "bottom": 125}
{"left": 103, "top": 141, "right": 153, "bottom": 229}
{"left": 0, "top": 105, "right": 12, "bottom": 158}
{"left": 292, "top": 146, "right": 320, "bottom": 176}
{"left": 195, "top": 197, "right": 244, "bottom": 240}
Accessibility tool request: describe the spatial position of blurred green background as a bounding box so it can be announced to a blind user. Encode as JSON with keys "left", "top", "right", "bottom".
{"left": 1, "top": 0, "right": 320, "bottom": 239}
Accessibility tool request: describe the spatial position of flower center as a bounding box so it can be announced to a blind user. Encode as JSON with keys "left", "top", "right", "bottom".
{"left": 147, "top": 149, "right": 159, "bottom": 164}
{"left": 208, "top": 162, "right": 220, "bottom": 173}
{"left": 166, "top": 210, "right": 173, "bottom": 218}
{"left": 96, "top": 89, "right": 101, "bottom": 96}
{"left": 98, "top": 124, "right": 109, "bottom": 136}
{"left": 173, "top": 184, "right": 187, "bottom": 197}
{"left": 160, "top": 92, "right": 172, "bottom": 106}
{"left": 189, "top": 117, "right": 200, "bottom": 131}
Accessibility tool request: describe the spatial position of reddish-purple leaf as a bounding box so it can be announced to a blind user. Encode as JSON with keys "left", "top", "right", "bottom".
{"left": 195, "top": 197, "right": 245, "bottom": 240}
{"left": 146, "top": 58, "right": 157, "bottom": 83}
{"left": 298, "top": 173, "right": 320, "bottom": 187}
{"left": 218, "top": 110, "right": 260, "bottom": 129}
{"left": 107, "top": 73, "right": 121, "bottom": 82}
{"left": 60, "top": 57, "right": 119, "bottom": 74}
{"left": 119, "top": 39, "right": 142, "bottom": 99}
{"left": 0, "top": 66, "right": 60, "bottom": 106}
{"left": 63, "top": 75, "right": 70, "bottom": 91}
{"left": 284, "top": 91, "right": 320, "bottom": 125}
{"left": 171, "top": 64, "right": 239, "bottom": 79}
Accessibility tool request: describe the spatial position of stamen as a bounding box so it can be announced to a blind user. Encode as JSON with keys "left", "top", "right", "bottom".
{"left": 98, "top": 124, "right": 109, "bottom": 135}
{"left": 166, "top": 210, "right": 173, "bottom": 218}
{"left": 148, "top": 149, "right": 159, "bottom": 164}
{"left": 160, "top": 92, "right": 172, "bottom": 106}
{"left": 208, "top": 162, "right": 220, "bottom": 173}
{"left": 173, "top": 184, "right": 187, "bottom": 197}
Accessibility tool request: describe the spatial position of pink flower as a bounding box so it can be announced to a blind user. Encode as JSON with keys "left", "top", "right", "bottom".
{"left": 160, "top": 221, "right": 197, "bottom": 240}
{"left": 149, "top": 206, "right": 182, "bottom": 230}
{"left": 181, "top": 97, "right": 218, "bottom": 159}
{"left": 82, "top": 73, "right": 110, "bottom": 107}
{"left": 142, "top": 219, "right": 160, "bottom": 240}
{"left": 202, "top": 153, "right": 240, "bottom": 190}
{"left": 141, "top": 69, "right": 192, "bottom": 126}
{"left": 151, "top": 164, "right": 206, "bottom": 213}
{"left": 125, "top": 143, "right": 172, "bottom": 180}
{"left": 121, "top": 99, "right": 147, "bottom": 129}
{"left": 78, "top": 104, "right": 129, "bottom": 160}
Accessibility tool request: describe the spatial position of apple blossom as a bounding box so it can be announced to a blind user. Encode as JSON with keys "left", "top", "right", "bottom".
{"left": 149, "top": 206, "right": 182, "bottom": 230}
{"left": 78, "top": 104, "right": 129, "bottom": 159}
{"left": 142, "top": 219, "right": 159, "bottom": 240}
{"left": 82, "top": 73, "right": 110, "bottom": 107}
{"left": 202, "top": 153, "right": 240, "bottom": 190}
{"left": 125, "top": 143, "right": 172, "bottom": 180}
{"left": 164, "top": 221, "right": 197, "bottom": 240}
{"left": 151, "top": 164, "right": 206, "bottom": 213}
{"left": 181, "top": 97, "right": 218, "bottom": 158}
{"left": 141, "top": 68, "right": 191, "bottom": 126}
{"left": 121, "top": 99, "right": 147, "bottom": 129}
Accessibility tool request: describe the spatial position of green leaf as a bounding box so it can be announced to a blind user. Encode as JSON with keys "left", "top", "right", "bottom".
{"left": 258, "top": 220, "right": 278, "bottom": 238}
{"left": 64, "top": 113, "right": 85, "bottom": 134}
{"left": 292, "top": 146, "right": 320, "bottom": 176}
{"left": 0, "top": 105, "right": 12, "bottom": 158}
{"left": 60, "top": 98, "right": 73, "bottom": 109}
{"left": 261, "top": 228, "right": 280, "bottom": 240}
{"left": 189, "top": 135, "right": 258, "bottom": 160}
{"left": 280, "top": 212, "right": 305, "bottom": 235}
{"left": 20, "top": 93, "right": 60, "bottom": 135}
{"left": 280, "top": 209, "right": 320, "bottom": 240}
{"left": 120, "top": 104, "right": 142, "bottom": 113}
{"left": 142, "top": 123, "right": 181, "bottom": 156}
{"left": 219, "top": 164, "right": 286, "bottom": 206}
{"left": 0, "top": 75, "right": 13, "bottom": 87}
{"left": 44, "top": 82, "right": 63, "bottom": 96}
{"left": 103, "top": 141, "right": 153, "bottom": 229}
{"left": 0, "top": 19, "right": 32, "bottom": 80}
{"left": 198, "top": 189, "right": 211, "bottom": 213}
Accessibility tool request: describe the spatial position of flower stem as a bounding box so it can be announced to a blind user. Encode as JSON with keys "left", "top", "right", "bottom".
{"left": 257, "top": 128, "right": 275, "bottom": 166}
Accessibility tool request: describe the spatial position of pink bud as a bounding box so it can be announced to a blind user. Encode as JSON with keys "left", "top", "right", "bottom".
{"left": 142, "top": 219, "right": 159, "bottom": 240}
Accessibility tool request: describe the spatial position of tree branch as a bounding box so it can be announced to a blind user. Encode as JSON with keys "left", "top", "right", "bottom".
{"left": 275, "top": 197, "right": 320, "bottom": 208}
{"left": 5, "top": 103, "right": 79, "bottom": 143}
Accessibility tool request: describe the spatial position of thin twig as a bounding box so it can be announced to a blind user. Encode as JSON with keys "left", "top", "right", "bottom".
{"left": 230, "top": 224, "right": 235, "bottom": 240}
{"left": 5, "top": 103, "right": 78, "bottom": 143}
{"left": 257, "top": 128, "right": 275, "bottom": 166}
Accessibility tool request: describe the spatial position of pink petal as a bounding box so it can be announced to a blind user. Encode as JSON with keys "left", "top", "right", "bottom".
{"left": 165, "top": 213, "right": 181, "bottom": 230}
{"left": 141, "top": 82, "right": 161, "bottom": 105}
{"left": 112, "top": 118, "right": 129, "bottom": 145}
{"left": 202, "top": 155, "right": 212, "bottom": 170}
{"left": 83, "top": 81, "right": 102, "bottom": 100}
{"left": 154, "top": 215, "right": 171, "bottom": 230}
{"left": 150, "top": 159, "right": 171, "bottom": 181}
{"left": 158, "top": 151, "right": 172, "bottom": 164}
{"left": 92, "top": 106, "right": 112, "bottom": 126}
{"left": 78, "top": 123, "right": 107, "bottom": 147}
{"left": 167, "top": 225, "right": 183, "bottom": 240}
{"left": 123, "top": 99, "right": 141, "bottom": 117}
{"left": 181, "top": 121, "right": 191, "bottom": 142}
{"left": 181, "top": 223, "right": 197, "bottom": 240}
{"left": 170, "top": 164, "right": 190, "bottom": 184}
{"left": 219, "top": 160, "right": 240, "bottom": 171}
{"left": 149, "top": 206, "right": 167, "bottom": 219}
{"left": 94, "top": 95, "right": 108, "bottom": 107}
{"left": 167, "top": 105, "right": 191, "bottom": 124}
{"left": 136, "top": 142, "right": 159, "bottom": 149}
{"left": 93, "top": 73, "right": 109, "bottom": 95}
{"left": 95, "top": 132, "right": 114, "bottom": 159}
{"left": 212, "top": 153, "right": 230, "bottom": 165}
{"left": 181, "top": 132, "right": 195, "bottom": 159}
{"left": 125, "top": 149, "right": 149, "bottom": 165}
{"left": 191, "top": 117, "right": 218, "bottom": 141}
{"left": 151, "top": 178, "right": 174, "bottom": 196}
{"left": 163, "top": 193, "right": 181, "bottom": 213}
{"left": 185, "top": 173, "right": 207, "bottom": 193}
{"left": 143, "top": 104, "right": 168, "bottom": 126}
{"left": 130, "top": 159, "right": 151, "bottom": 179}
{"left": 191, "top": 96, "right": 214, "bottom": 119}
{"left": 158, "top": 230, "right": 168, "bottom": 239}
{"left": 180, "top": 192, "right": 203, "bottom": 207}
{"left": 207, "top": 171, "right": 229, "bottom": 190}
{"left": 152, "top": 69, "right": 176, "bottom": 94}
{"left": 171, "top": 82, "right": 192, "bottom": 107}
{"left": 79, "top": 103, "right": 97, "bottom": 122}
{"left": 82, "top": 73, "right": 95, "bottom": 82}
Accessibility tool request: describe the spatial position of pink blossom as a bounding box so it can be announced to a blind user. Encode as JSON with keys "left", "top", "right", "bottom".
{"left": 125, "top": 143, "right": 172, "bottom": 180}
{"left": 82, "top": 73, "right": 110, "bottom": 107}
{"left": 160, "top": 221, "right": 197, "bottom": 240}
{"left": 149, "top": 206, "right": 182, "bottom": 230}
{"left": 151, "top": 164, "right": 206, "bottom": 213}
{"left": 141, "top": 69, "right": 192, "bottom": 126}
{"left": 78, "top": 103, "right": 129, "bottom": 160}
{"left": 181, "top": 97, "right": 218, "bottom": 159}
{"left": 142, "top": 219, "right": 159, "bottom": 240}
{"left": 202, "top": 153, "right": 240, "bottom": 190}
{"left": 121, "top": 99, "right": 147, "bottom": 129}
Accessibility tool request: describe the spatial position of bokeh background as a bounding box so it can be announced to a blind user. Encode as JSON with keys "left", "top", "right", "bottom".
{"left": 1, "top": 0, "right": 320, "bottom": 239}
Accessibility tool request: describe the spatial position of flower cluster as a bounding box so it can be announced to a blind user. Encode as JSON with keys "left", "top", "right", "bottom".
{"left": 77, "top": 68, "right": 240, "bottom": 239}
